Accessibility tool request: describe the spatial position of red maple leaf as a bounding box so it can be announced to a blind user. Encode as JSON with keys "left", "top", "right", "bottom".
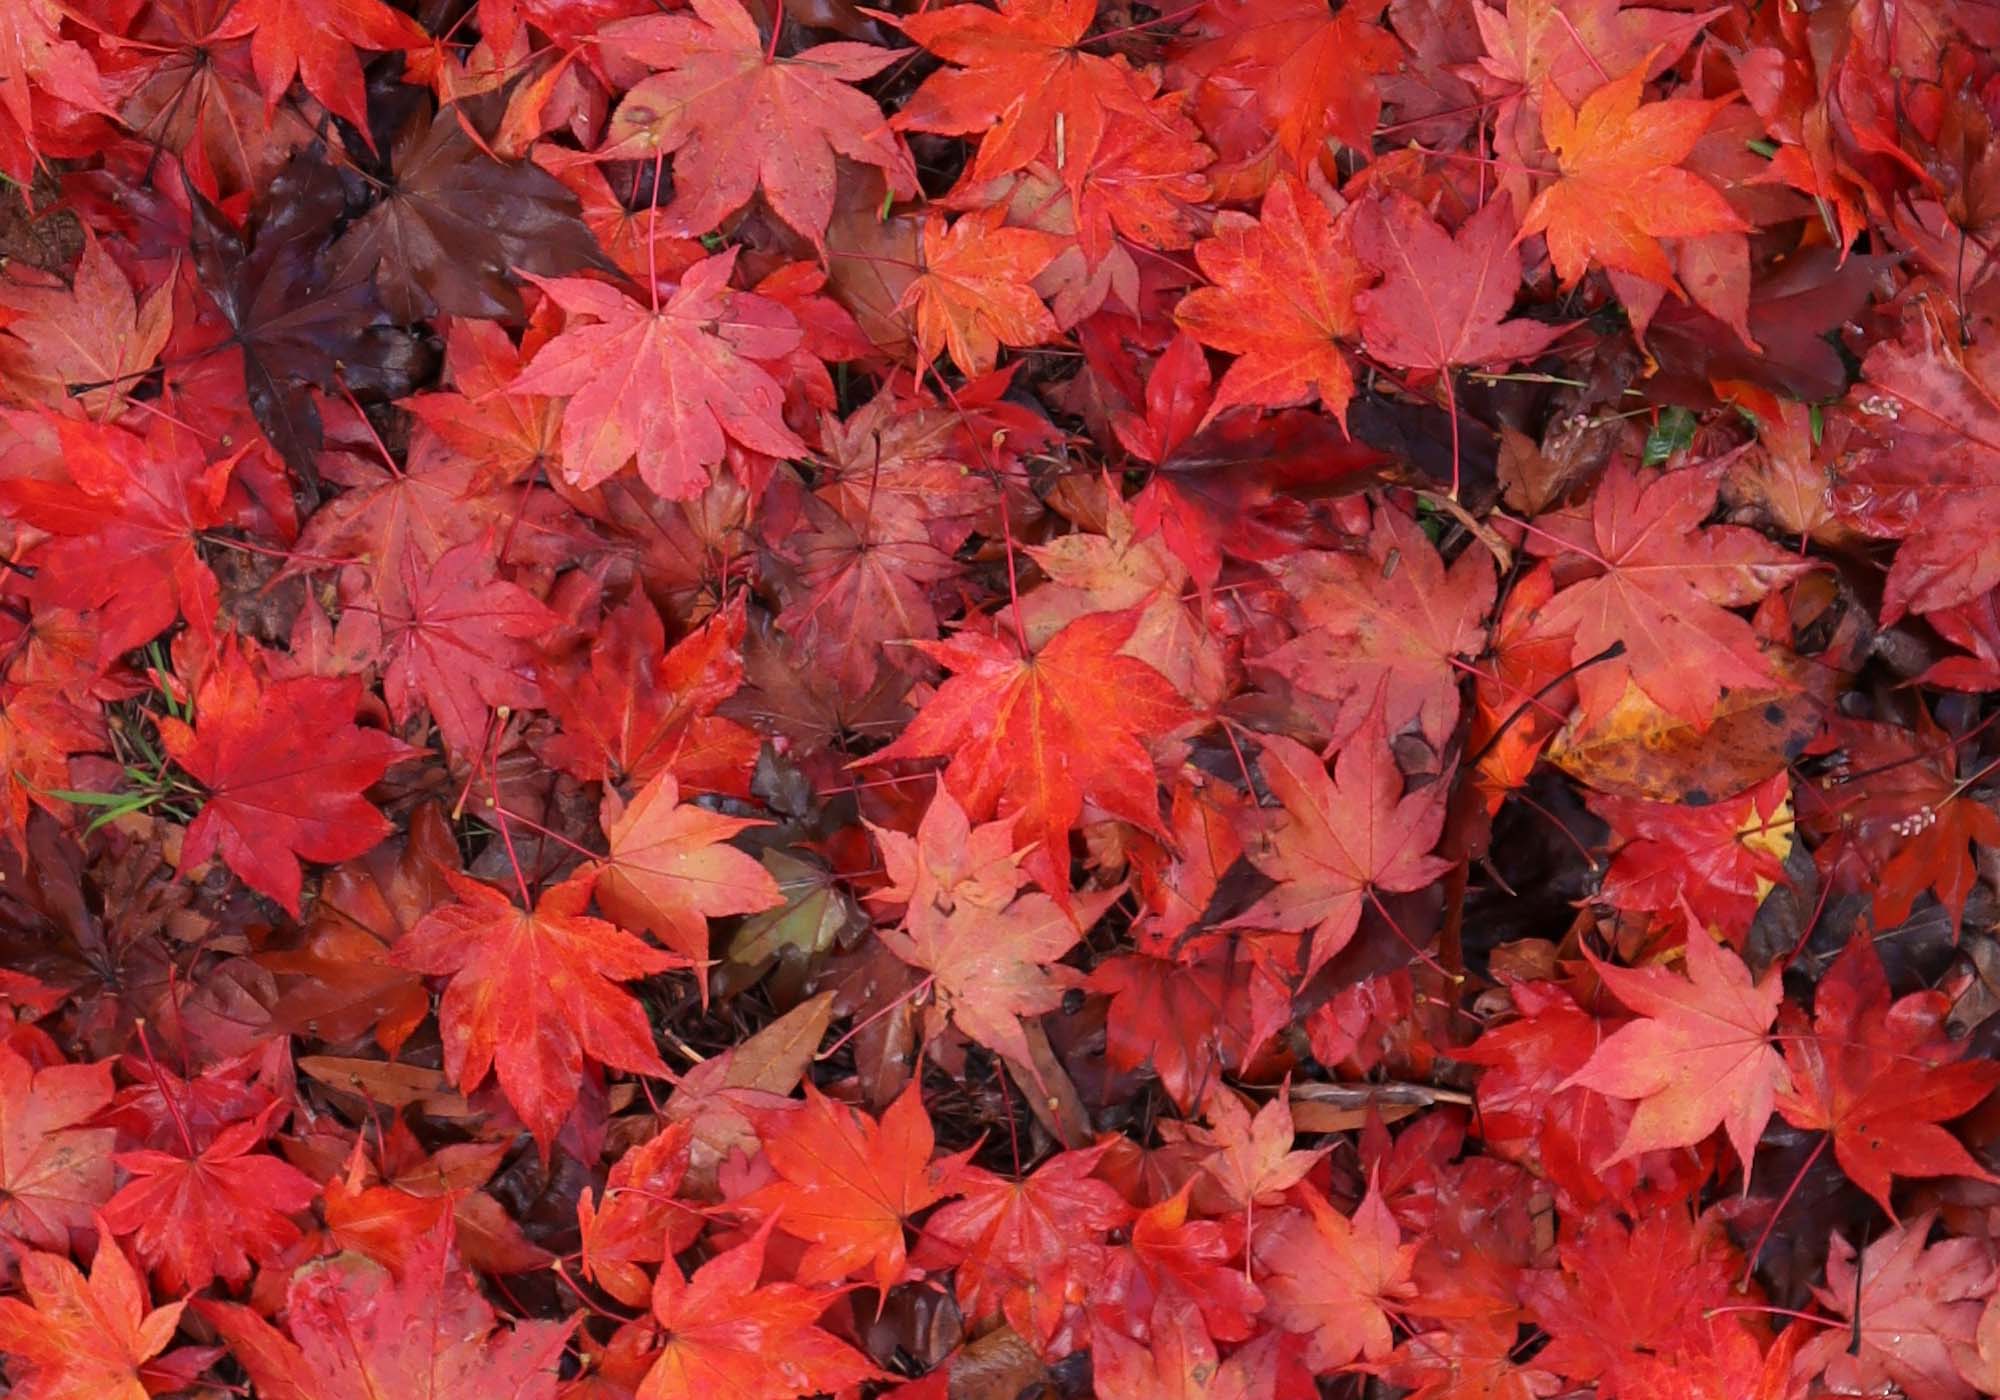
{"left": 536, "top": 593, "right": 754, "bottom": 792}
{"left": 1838, "top": 330, "right": 2000, "bottom": 621}
{"left": 1352, "top": 192, "right": 1567, "bottom": 377}
{"left": 212, "top": 0, "right": 426, "bottom": 136}
{"left": 196, "top": 1216, "right": 572, "bottom": 1400}
{"left": 593, "top": 770, "right": 784, "bottom": 967}
{"left": 1798, "top": 711, "right": 2000, "bottom": 936}
{"left": 338, "top": 538, "right": 557, "bottom": 758}
{"left": 158, "top": 638, "right": 416, "bottom": 918}
{"left": 1250, "top": 1181, "right": 1417, "bottom": 1370}
{"left": 0, "top": 1047, "right": 115, "bottom": 1256}
{"left": 1231, "top": 701, "right": 1454, "bottom": 978}
{"left": 1256, "top": 502, "right": 1496, "bottom": 754}
{"left": 1774, "top": 936, "right": 2000, "bottom": 1215}
{"left": 893, "top": 0, "right": 1153, "bottom": 185}
{"left": 0, "top": 1228, "right": 186, "bottom": 1400}
{"left": 1795, "top": 1215, "right": 1998, "bottom": 1400}
{"left": 1559, "top": 930, "right": 1788, "bottom": 1171}
{"left": 1528, "top": 459, "right": 1804, "bottom": 732}
{"left": 0, "top": 411, "right": 238, "bottom": 657}
{"left": 640, "top": 1215, "right": 883, "bottom": 1399}
{"left": 863, "top": 608, "right": 1192, "bottom": 896}
{"left": 914, "top": 1143, "right": 1133, "bottom": 1347}
{"left": 1174, "top": 0, "right": 1405, "bottom": 173}
{"left": 1174, "top": 174, "right": 1366, "bottom": 425}
{"left": 898, "top": 209, "right": 1064, "bottom": 377}
{"left": 102, "top": 1102, "right": 318, "bottom": 1293}
{"left": 747, "top": 1081, "right": 964, "bottom": 1294}
{"left": 390, "top": 870, "right": 683, "bottom": 1151}
{"left": 597, "top": 0, "right": 916, "bottom": 247}
{"left": 509, "top": 252, "right": 808, "bottom": 497}
{"left": 1516, "top": 62, "right": 1746, "bottom": 289}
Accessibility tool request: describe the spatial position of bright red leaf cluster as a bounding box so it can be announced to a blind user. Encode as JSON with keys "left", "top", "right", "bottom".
{"left": 4, "top": 0, "right": 2000, "bottom": 1396}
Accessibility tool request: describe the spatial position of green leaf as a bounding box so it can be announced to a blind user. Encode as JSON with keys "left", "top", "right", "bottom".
{"left": 1642, "top": 407, "right": 1697, "bottom": 468}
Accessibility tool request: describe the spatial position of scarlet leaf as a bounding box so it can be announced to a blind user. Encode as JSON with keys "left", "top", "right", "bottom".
{"left": 639, "top": 1215, "right": 883, "bottom": 1400}
{"left": 879, "top": 884, "right": 1115, "bottom": 1074}
{"left": 0, "top": 233, "right": 172, "bottom": 419}
{"left": 1250, "top": 1181, "right": 1417, "bottom": 1370}
{"left": 1527, "top": 1206, "right": 1760, "bottom": 1397}
{"left": 593, "top": 770, "right": 784, "bottom": 967}
{"left": 212, "top": 0, "right": 425, "bottom": 134}
{"left": 914, "top": 1143, "right": 1132, "bottom": 1345}
{"left": 158, "top": 638, "right": 416, "bottom": 918}
{"left": 1773, "top": 936, "right": 2000, "bottom": 1215}
{"left": 1560, "top": 930, "right": 1788, "bottom": 1170}
{"left": 1175, "top": 0, "right": 1405, "bottom": 172}
{"left": 262, "top": 801, "right": 461, "bottom": 1054}
{"left": 894, "top": 0, "right": 1152, "bottom": 183}
{"left": 103, "top": 1103, "right": 318, "bottom": 1292}
{"left": 747, "top": 1081, "right": 963, "bottom": 1293}
{"left": 0, "top": 411, "right": 236, "bottom": 656}
{"left": 1257, "top": 502, "right": 1496, "bottom": 751}
{"left": 0, "top": 1047, "right": 116, "bottom": 1255}
{"left": 0, "top": 1231, "right": 185, "bottom": 1400}
{"left": 1516, "top": 62, "right": 1745, "bottom": 288}
{"left": 509, "top": 253, "right": 808, "bottom": 496}
{"left": 1174, "top": 174, "right": 1366, "bottom": 425}
{"left": 1352, "top": 193, "right": 1566, "bottom": 375}
{"left": 1231, "top": 704, "right": 1454, "bottom": 978}
{"left": 1795, "top": 1215, "right": 1998, "bottom": 1400}
{"left": 599, "top": 0, "right": 916, "bottom": 246}
{"left": 1529, "top": 460, "right": 1803, "bottom": 732}
{"left": 1838, "top": 331, "right": 2000, "bottom": 620}
{"left": 197, "top": 1217, "right": 572, "bottom": 1400}
{"left": 863, "top": 608, "right": 1192, "bottom": 895}
{"left": 390, "top": 870, "right": 683, "bottom": 1151}
{"left": 899, "top": 209, "right": 1064, "bottom": 376}
{"left": 1798, "top": 712, "right": 2000, "bottom": 936}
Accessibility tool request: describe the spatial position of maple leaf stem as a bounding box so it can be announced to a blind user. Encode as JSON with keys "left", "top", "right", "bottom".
{"left": 817, "top": 974, "right": 935, "bottom": 1062}
{"left": 1551, "top": 7, "right": 1613, "bottom": 83}
{"left": 133, "top": 1018, "right": 199, "bottom": 1157}
{"left": 1077, "top": 1, "right": 1206, "bottom": 44}
{"left": 1739, "top": 1131, "right": 1828, "bottom": 1289}
{"left": 1444, "top": 369, "right": 1461, "bottom": 500}
{"left": 1376, "top": 97, "right": 1505, "bottom": 139}
{"left": 336, "top": 378, "right": 405, "bottom": 479}
{"left": 1822, "top": 708, "right": 2000, "bottom": 790}
{"left": 1364, "top": 887, "right": 1460, "bottom": 985}
{"left": 1780, "top": 869, "right": 1837, "bottom": 968}
{"left": 1463, "top": 639, "right": 1626, "bottom": 768}
{"left": 647, "top": 148, "right": 668, "bottom": 312}
{"left": 1492, "top": 511, "right": 1614, "bottom": 571}
{"left": 926, "top": 365, "right": 1032, "bottom": 654}
{"left": 1700, "top": 1303, "right": 1844, "bottom": 1329}
{"left": 992, "top": 1058, "right": 1024, "bottom": 1174}
{"left": 198, "top": 532, "right": 358, "bottom": 568}
{"left": 551, "top": 1258, "right": 645, "bottom": 1324}
{"left": 478, "top": 801, "right": 605, "bottom": 864}
{"left": 484, "top": 773, "right": 538, "bottom": 909}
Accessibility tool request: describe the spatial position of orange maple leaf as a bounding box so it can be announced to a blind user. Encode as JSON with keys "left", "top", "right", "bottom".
{"left": 390, "top": 871, "right": 684, "bottom": 1152}
{"left": 1174, "top": 174, "right": 1366, "bottom": 425}
{"left": 1516, "top": 61, "right": 1744, "bottom": 289}
{"left": 0, "top": 1227, "right": 184, "bottom": 1400}
{"left": 900, "top": 209, "right": 1064, "bottom": 376}
{"left": 593, "top": 770, "right": 784, "bottom": 970}
{"left": 863, "top": 608, "right": 1192, "bottom": 895}
{"left": 747, "top": 1081, "right": 965, "bottom": 1294}
{"left": 1559, "top": 930, "right": 1788, "bottom": 1171}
